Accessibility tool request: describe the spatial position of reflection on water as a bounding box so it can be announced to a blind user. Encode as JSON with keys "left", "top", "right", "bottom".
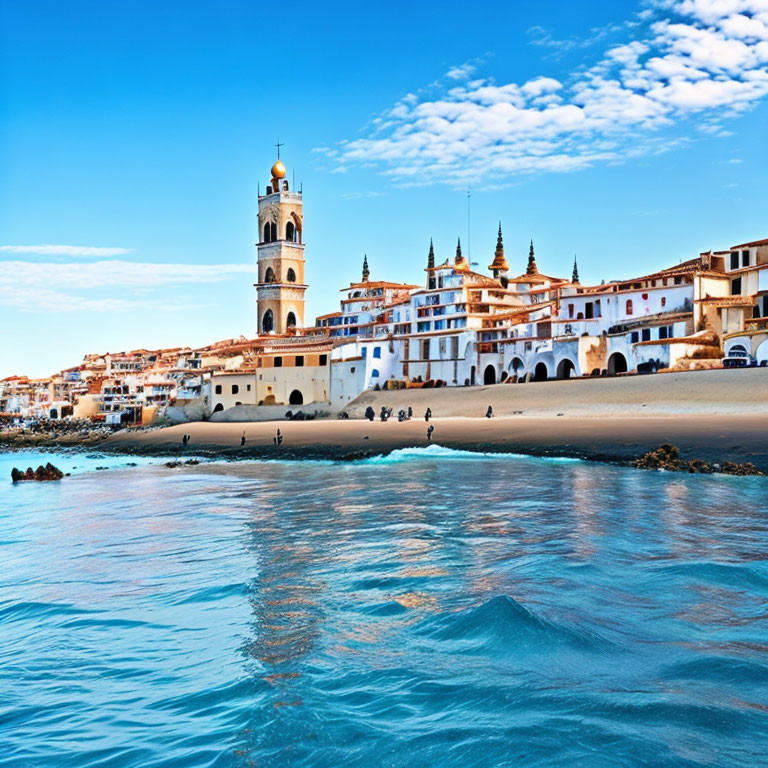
{"left": 2, "top": 450, "right": 768, "bottom": 767}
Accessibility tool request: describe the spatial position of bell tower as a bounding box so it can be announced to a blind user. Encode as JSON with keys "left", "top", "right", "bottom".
{"left": 255, "top": 149, "right": 306, "bottom": 335}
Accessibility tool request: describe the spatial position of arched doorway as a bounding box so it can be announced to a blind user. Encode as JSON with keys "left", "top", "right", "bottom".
{"left": 534, "top": 362, "right": 549, "bottom": 382}
{"left": 607, "top": 352, "right": 628, "bottom": 375}
{"left": 556, "top": 359, "right": 575, "bottom": 380}
{"left": 262, "top": 309, "right": 274, "bottom": 333}
{"left": 286, "top": 311, "right": 297, "bottom": 328}
{"left": 483, "top": 365, "right": 496, "bottom": 385}
{"left": 212, "top": 403, "right": 224, "bottom": 413}
{"left": 289, "top": 389, "right": 303, "bottom": 405}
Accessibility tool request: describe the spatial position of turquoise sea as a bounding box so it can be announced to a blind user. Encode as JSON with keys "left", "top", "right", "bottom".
{"left": 1, "top": 447, "right": 768, "bottom": 767}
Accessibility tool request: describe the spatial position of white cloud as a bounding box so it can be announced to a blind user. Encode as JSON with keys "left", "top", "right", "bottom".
{"left": 322, "top": 0, "right": 768, "bottom": 185}
{"left": 0, "top": 260, "right": 253, "bottom": 311}
{"left": 0, "top": 244, "right": 134, "bottom": 257}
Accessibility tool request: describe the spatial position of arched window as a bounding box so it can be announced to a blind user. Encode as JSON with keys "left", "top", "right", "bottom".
{"left": 286, "top": 311, "right": 297, "bottom": 327}
{"left": 270, "top": 222, "right": 277, "bottom": 242}
{"left": 371, "top": 368, "right": 380, "bottom": 378}
{"left": 286, "top": 268, "right": 296, "bottom": 283}
{"left": 661, "top": 297, "right": 666, "bottom": 308}
{"left": 286, "top": 222, "right": 295, "bottom": 242}
{"left": 263, "top": 223, "right": 271, "bottom": 243}
{"left": 626, "top": 299, "right": 634, "bottom": 315}
{"left": 262, "top": 309, "right": 274, "bottom": 334}
{"left": 264, "top": 267, "right": 276, "bottom": 284}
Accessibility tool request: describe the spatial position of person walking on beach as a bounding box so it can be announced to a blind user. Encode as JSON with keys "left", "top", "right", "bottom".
{"left": 182, "top": 434, "right": 188, "bottom": 447}
{"left": 427, "top": 424, "right": 435, "bottom": 442}
{"left": 486, "top": 405, "right": 494, "bottom": 418}
{"left": 408, "top": 406, "right": 413, "bottom": 419}
{"left": 273, "top": 428, "right": 283, "bottom": 446}
{"left": 240, "top": 431, "right": 246, "bottom": 447}
{"left": 425, "top": 407, "right": 432, "bottom": 422}
{"left": 365, "top": 406, "right": 375, "bottom": 422}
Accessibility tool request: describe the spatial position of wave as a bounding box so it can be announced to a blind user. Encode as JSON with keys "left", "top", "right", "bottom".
{"left": 417, "top": 595, "right": 602, "bottom": 655}
{"left": 359, "top": 444, "right": 581, "bottom": 465}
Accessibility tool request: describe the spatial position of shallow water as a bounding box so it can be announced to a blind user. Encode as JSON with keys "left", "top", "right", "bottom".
{"left": 2, "top": 447, "right": 768, "bottom": 767}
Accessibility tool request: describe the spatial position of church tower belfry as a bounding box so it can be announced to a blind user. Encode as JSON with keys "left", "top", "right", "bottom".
{"left": 255, "top": 151, "right": 306, "bottom": 335}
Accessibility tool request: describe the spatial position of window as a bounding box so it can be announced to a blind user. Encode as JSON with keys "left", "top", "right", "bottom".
{"left": 247, "top": 384, "right": 251, "bottom": 391}
{"left": 631, "top": 331, "right": 639, "bottom": 343}
{"left": 421, "top": 339, "right": 431, "bottom": 359}
{"left": 732, "top": 277, "right": 742, "bottom": 295}
{"left": 286, "top": 311, "right": 297, "bottom": 327}
{"left": 286, "top": 221, "right": 295, "bottom": 241}
{"left": 361, "top": 347, "right": 367, "bottom": 359}
{"left": 642, "top": 328, "right": 651, "bottom": 341}
{"left": 568, "top": 303, "right": 575, "bottom": 318}
{"left": 274, "top": 356, "right": 283, "bottom": 367}
{"left": 642, "top": 293, "right": 648, "bottom": 300}
{"left": 626, "top": 299, "right": 634, "bottom": 315}
{"left": 295, "top": 356, "right": 304, "bottom": 367}
{"left": 674, "top": 276, "right": 682, "bottom": 285}
{"left": 742, "top": 249, "right": 750, "bottom": 267}
{"left": 215, "top": 384, "right": 222, "bottom": 395}
{"left": 286, "top": 268, "right": 296, "bottom": 283}
{"left": 730, "top": 251, "right": 739, "bottom": 270}
{"left": 319, "top": 354, "right": 328, "bottom": 366}
{"left": 373, "top": 347, "right": 381, "bottom": 359}
{"left": 661, "top": 296, "right": 666, "bottom": 308}
{"left": 371, "top": 369, "right": 380, "bottom": 378}
{"left": 264, "top": 267, "right": 276, "bottom": 283}
{"left": 232, "top": 384, "right": 239, "bottom": 394}
{"left": 659, "top": 326, "right": 668, "bottom": 339}
{"left": 585, "top": 302, "right": 594, "bottom": 319}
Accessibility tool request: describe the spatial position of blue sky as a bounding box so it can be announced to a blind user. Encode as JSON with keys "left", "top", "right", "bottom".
{"left": 2, "top": 0, "right": 767, "bottom": 377}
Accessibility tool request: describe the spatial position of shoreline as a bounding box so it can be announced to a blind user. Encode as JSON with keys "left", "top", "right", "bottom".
{"left": 5, "top": 412, "right": 768, "bottom": 474}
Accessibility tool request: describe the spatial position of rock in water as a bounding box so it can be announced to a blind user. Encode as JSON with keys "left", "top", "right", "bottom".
{"left": 11, "top": 463, "right": 64, "bottom": 482}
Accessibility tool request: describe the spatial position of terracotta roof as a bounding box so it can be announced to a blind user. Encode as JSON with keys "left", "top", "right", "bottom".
{"left": 731, "top": 237, "right": 768, "bottom": 249}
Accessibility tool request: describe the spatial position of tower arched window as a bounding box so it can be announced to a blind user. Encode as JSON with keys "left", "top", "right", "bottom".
{"left": 286, "top": 311, "right": 297, "bottom": 328}
{"left": 262, "top": 309, "right": 274, "bottom": 334}
{"left": 269, "top": 222, "right": 277, "bottom": 242}
{"left": 286, "top": 222, "right": 295, "bottom": 242}
{"left": 264, "top": 267, "right": 276, "bottom": 284}
{"left": 286, "top": 268, "right": 296, "bottom": 283}
{"left": 263, "top": 223, "right": 271, "bottom": 243}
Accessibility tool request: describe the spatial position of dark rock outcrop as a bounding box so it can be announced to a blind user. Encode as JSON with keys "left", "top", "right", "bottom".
{"left": 634, "top": 444, "right": 764, "bottom": 476}
{"left": 11, "top": 463, "right": 65, "bottom": 482}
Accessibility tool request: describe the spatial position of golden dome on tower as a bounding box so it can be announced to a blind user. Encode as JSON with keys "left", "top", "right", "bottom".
{"left": 271, "top": 159, "right": 286, "bottom": 179}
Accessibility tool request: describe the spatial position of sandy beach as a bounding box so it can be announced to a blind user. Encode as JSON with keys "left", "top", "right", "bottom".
{"left": 97, "top": 367, "right": 768, "bottom": 468}
{"left": 99, "top": 412, "right": 768, "bottom": 470}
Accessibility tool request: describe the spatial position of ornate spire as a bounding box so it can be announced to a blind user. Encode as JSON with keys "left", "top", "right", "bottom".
{"left": 572, "top": 254, "right": 580, "bottom": 284}
{"left": 526, "top": 239, "right": 538, "bottom": 276}
{"left": 455, "top": 237, "right": 463, "bottom": 265}
{"left": 362, "top": 254, "right": 369, "bottom": 283}
{"left": 427, "top": 239, "right": 436, "bottom": 289}
{"left": 488, "top": 221, "right": 509, "bottom": 275}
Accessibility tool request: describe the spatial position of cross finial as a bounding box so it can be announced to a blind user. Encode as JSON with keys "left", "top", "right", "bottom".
{"left": 275, "top": 138, "right": 285, "bottom": 159}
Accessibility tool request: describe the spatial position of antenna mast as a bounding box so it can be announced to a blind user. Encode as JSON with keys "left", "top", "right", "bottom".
{"left": 467, "top": 189, "right": 471, "bottom": 262}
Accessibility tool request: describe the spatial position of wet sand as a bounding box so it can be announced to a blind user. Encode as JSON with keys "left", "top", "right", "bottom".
{"left": 103, "top": 413, "right": 768, "bottom": 471}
